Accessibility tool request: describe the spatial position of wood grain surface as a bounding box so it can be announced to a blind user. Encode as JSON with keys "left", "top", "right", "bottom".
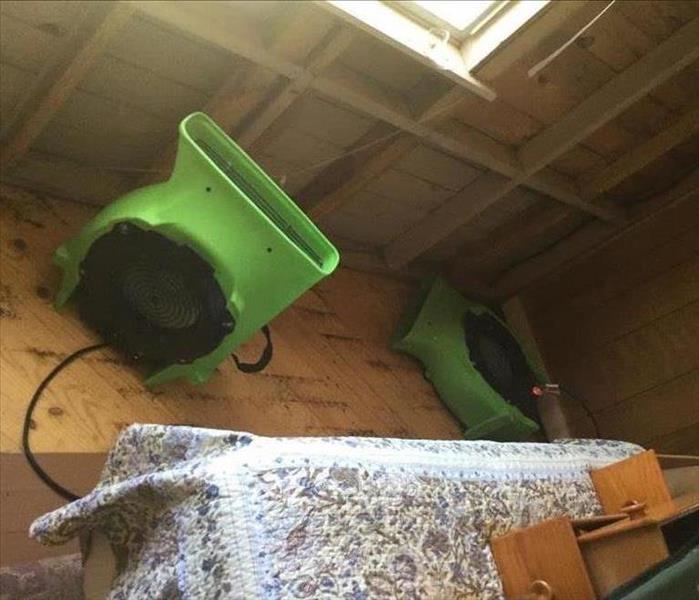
{"left": 0, "top": 183, "right": 462, "bottom": 454}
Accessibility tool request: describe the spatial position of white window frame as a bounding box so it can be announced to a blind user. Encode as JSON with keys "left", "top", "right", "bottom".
{"left": 321, "top": 0, "right": 550, "bottom": 102}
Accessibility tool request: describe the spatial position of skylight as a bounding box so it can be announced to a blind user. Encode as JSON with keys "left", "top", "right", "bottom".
{"left": 411, "top": 1, "right": 498, "bottom": 32}
{"left": 323, "top": 1, "right": 550, "bottom": 101}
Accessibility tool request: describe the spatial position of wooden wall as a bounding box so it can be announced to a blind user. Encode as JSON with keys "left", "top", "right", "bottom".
{"left": 0, "top": 183, "right": 462, "bottom": 455}
{"left": 520, "top": 188, "right": 699, "bottom": 454}
{"left": 0, "top": 182, "right": 461, "bottom": 566}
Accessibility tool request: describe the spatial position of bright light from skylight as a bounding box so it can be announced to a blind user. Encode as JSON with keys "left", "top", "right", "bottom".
{"left": 411, "top": 0, "right": 497, "bottom": 31}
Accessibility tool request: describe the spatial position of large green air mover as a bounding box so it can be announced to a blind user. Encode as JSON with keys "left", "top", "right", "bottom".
{"left": 392, "top": 276, "right": 545, "bottom": 441}
{"left": 54, "top": 112, "right": 339, "bottom": 386}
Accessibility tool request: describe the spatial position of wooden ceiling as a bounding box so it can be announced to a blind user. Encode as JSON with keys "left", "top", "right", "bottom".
{"left": 1, "top": 1, "right": 697, "bottom": 300}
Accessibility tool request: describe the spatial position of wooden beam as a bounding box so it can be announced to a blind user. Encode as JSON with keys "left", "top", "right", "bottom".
{"left": 3, "top": 151, "right": 134, "bottom": 206}
{"left": 0, "top": 3, "right": 134, "bottom": 173}
{"left": 581, "top": 106, "right": 699, "bottom": 199}
{"left": 476, "top": 1, "right": 602, "bottom": 81}
{"left": 142, "top": 66, "right": 252, "bottom": 184}
{"left": 449, "top": 203, "right": 579, "bottom": 275}
{"left": 129, "top": 1, "right": 599, "bottom": 215}
{"left": 518, "top": 18, "right": 699, "bottom": 172}
{"left": 450, "top": 107, "right": 699, "bottom": 290}
{"left": 306, "top": 87, "right": 466, "bottom": 220}
{"left": 141, "top": 6, "right": 319, "bottom": 184}
{"left": 385, "top": 172, "right": 516, "bottom": 268}
{"left": 494, "top": 168, "right": 699, "bottom": 298}
{"left": 302, "top": 1, "right": 606, "bottom": 229}
{"left": 237, "top": 28, "right": 354, "bottom": 149}
{"left": 384, "top": 19, "right": 699, "bottom": 267}
{"left": 307, "top": 134, "right": 416, "bottom": 220}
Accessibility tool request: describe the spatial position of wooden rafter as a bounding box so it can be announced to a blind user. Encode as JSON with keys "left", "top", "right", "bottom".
{"left": 494, "top": 168, "right": 699, "bottom": 299}
{"left": 518, "top": 19, "right": 699, "bottom": 172}
{"left": 301, "top": 4, "right": 607, "bottom": 226}
{"left": 0, "top": 3, "right": 134, "bottom": 173}
{"left": 581, "top": 106, "right": 699, "bottom": 200}
{"left": 449, "top": 203, "right": 579, "bottom": 277}
{"left": 302, "top": 2, "right": 622, "bottom": 226}
{"left": 142, "top": 66, "right": 252, "bottom": 184}
{"left": 307, "top": 133, "right": 415, "bottom": 220}
{"left": 451, "top": 104, "right": 699, "bottom": 294}
{"left": 129, "top": 1, "right": 610, "bottom": 220}
{"left": 305, "top": 87, "right": 466, "bottom": 220}
{"left": 385, "top": 18, "right": 699, "bottom": 267}
{"left": 142, "top": 7, "right": 322, "bottom": 184}
{"left": 237, "top": 27, "right": 354, "bottom": 149}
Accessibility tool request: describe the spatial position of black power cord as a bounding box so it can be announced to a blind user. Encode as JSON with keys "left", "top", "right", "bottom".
{"left": 232, "top": 325, "right": 273, "bottom": 373}
{"left": 558, "top": 383, "right": 601, "bottom": 438}
{"left": 24, "top": 330, "right": 275, "bottom": 503}
{"left": 22, "top": 343, "right": 108, "bottom": 502}
{"left": 534, "top": 383, "right": 601, "bottom": 437}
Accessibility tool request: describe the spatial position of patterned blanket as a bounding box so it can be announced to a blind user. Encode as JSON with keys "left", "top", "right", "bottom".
{"left": 31, "top": 425, "right": 641, "bottom": 599}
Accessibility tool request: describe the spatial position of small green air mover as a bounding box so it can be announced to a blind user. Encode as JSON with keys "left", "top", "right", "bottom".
{"left": 54, "top": 112, "right": 339, "bottom": 386}
{"left": 392, "top": 276, "right": 546, "bottom": 441}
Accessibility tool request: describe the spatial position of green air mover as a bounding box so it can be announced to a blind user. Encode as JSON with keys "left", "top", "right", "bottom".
{"left": 54, "top": 112, "right": 339, "bottom": 386}
{"left": 392, "top": 276, "right": 546, "bottom": 441}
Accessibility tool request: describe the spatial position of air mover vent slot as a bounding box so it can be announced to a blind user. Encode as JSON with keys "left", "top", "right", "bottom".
{"left": 196, "top": 139, "right": 323, "bottom": 268}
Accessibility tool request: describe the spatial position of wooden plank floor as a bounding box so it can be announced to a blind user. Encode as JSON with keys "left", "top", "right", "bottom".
{"left": 0, "top": 184, "right": 462, "bottom": 454}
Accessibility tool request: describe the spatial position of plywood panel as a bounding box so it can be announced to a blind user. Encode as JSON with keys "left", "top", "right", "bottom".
{"left": 555, "top": 301, "right": 699, "bottom": 412}
{"left": 34, "top": 118, "right": 168, "bottom": 172}
{"left": 0, "top": 184, "right": 461, "bottom": 455}
{"left": 0, "top": 1, "right": 90, "bottom": 35}
{"left": 615, "top": 96, "right": 675, "bottom": 138}
{"left": 581, "top": 120, "right": 644, "bottom": 161}
{"left": 582, "top": 9, "right": 657, "bottom": 72}
{"left": 616, "top": 1, "right": 699, "bottom": 43}
{"left": 285, "top": 94, "right": 376, "bottom": 149}
{"left": 647, "top": 422, "right": 699, "bottom": 456}
{"left": 536, "top": 242, "right": 699, "bottom": 364}
{"left": 596, "top": 369, "right": 699, "bottom": 450}
{"left": 0, "top": 63, "right": 33, "bottom": 127}
{"left": 254, "top": 152, "right": 316, "bottom": 194}
{"left": 396, "top": 144, "right": 483, "bottom": 192}
{"left": 520, "top": 189, "right": 699, "bottom": 454}
{"left": 652, "top": 62, "right": 699, "bottom": 112}
{"left": 452, "top": 96, "right": 544, "bottom": 147}
{"left": 604, "top": 153, "right": 694, "bottom": 208}
{"left": 323, "top": 202, "right": 421, "bottom": 246}
{"left": 338, "top": 29, "right": 425, "bottom": 96}
{"left": 49, "top": 88, "right": 171, "bottom": 144}
{"left": 79, "top": 54, "right": 210, "bottom": 122}
{"left": 6, "top": 152, "right": 134, "bottom": 205}
{"left": 550, "top": 145, "right": 608, "bottom": 179}
{"left": 365, "top": 169, "right": 453, "bottom": 213}
{"left": 262, "top": 125, "right": 344, "bottom": 169}
{"left": 0, "top": 12, "right": 64, "bottom": 73}
{"left": 493, "top": 44, "right": 616, "bottom": 126}
{"left": 106, "top": 14, "right": 234, "bottom": 94}
{"left": 0, "top": 452, "right": 106, "bottom": 566}
{"left": 525, "top": 192, "right": 699, "bottom": 315}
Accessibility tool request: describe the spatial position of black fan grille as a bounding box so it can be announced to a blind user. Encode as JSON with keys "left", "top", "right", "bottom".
{"left": 121, "top": 260, "right": 201, "bottom": 330}
{"left": 464, "top": 311, "right": 540, "bottom": 424}
{"left": 76, "top": 223, "right": 233, "bottom": 366}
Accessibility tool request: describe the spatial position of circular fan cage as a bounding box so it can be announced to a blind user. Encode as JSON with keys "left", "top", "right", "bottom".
{"left": 463, "top": 311, "right": 540, "bottom": 424}
{"left": 76, "top": 222, "right": 234, "bottom": 366}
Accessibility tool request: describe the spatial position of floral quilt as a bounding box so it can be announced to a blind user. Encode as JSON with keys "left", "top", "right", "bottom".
{"left": 31, "top": 424, "right": 642, "bottom": 599}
